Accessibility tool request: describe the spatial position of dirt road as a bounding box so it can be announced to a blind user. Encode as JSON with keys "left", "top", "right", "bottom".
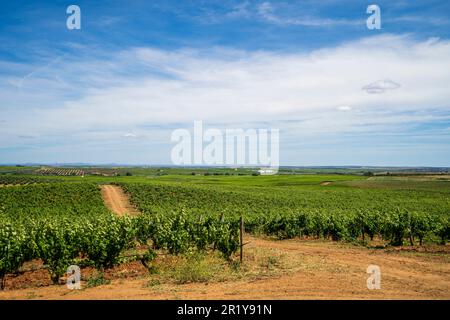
{"left": 101, "top": 185, "right": 138, "bottom": 216}
{"left": 1, "top": 237, "right": 448, "bottom": 300}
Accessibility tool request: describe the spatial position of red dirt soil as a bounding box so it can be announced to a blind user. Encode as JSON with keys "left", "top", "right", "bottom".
{"left": 1, "top": 237, "right": 448, "bottom": 300}
{"left": 101, "top": 185, "right": 138, "bottom": 216}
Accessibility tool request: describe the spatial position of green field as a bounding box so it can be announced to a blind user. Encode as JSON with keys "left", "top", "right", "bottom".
{"left": 1, "top": 170, "right": 449, "bottom": 289}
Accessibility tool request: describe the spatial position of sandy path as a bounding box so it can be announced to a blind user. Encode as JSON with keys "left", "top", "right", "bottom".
{"left": 101, "top": 185, "right": 139, "bottom": 216}
{"left": 1, "top": 237, "right": 448, "bottom": 300}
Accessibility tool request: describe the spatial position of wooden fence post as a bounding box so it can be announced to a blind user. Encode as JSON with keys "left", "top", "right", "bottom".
{"left": 240, "top": 215, "right": 244, "bottom": 263}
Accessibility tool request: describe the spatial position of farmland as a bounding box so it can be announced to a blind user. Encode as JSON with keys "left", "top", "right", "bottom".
{"left": 0, "top": 169, "right": 449, "bottom": 299}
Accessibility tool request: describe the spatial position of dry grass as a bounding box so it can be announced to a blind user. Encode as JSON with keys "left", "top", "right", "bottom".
{"left": 143, "top": 246, "right": 306, "bottom": 288}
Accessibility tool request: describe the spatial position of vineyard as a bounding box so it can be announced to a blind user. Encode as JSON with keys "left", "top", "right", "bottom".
{"left": 0, "top": 174, "right": 449, "bottom": 291}
{"left": 121, "top": 182, "right": 450, "bottom": 245}
{"left": 35, "top": 168, "right": 85, "bottom": 176}
{"left": 0, "top": 182, "right": 240, "bottom": 290}
{"left": 0, "top": 175, "right": 61, "bottom": 186}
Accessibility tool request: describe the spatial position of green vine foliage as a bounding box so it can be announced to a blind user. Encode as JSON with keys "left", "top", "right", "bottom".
{"left": 0, "top": 180, "right": 449, "bottom": 290}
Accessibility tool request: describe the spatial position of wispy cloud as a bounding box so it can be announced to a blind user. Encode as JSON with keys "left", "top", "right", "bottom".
{"left": 387, "top": 15, "right": 450, "bottom": 26}
{"left": 186, "top": 1, "right": 450, "bottom": 30}
{"left": 123, "top": 132, "right": 138, "bottom": 138}
{"left": 8, "top": 54, "right": 66, "bottom": 89}
{"left": 362, "top": 79, "right": 401, "bottom": 94}
{"left": 184, "top": 1, "right": 363, "bottom": 27}
{"left": 226, "top": 1, "right": 252, "bottom": 19}
{"left": 257, "top": 1, "right": 362, "bottom": 27}
{"left": 92, "top": 16, "right": 124, "bottom": 27}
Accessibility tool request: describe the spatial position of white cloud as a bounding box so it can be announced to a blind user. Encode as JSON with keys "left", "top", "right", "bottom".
{"left": 337, "top": 106, "right": 352, "bottom": 112}
{"left": 1, "top": 34, "right": 450, "bottom": 163}
{"left": 32, "top": 35, "right": 450, "bottom": 129}
{"left": 123, "top": 132, "right": 138, "bottom": 138}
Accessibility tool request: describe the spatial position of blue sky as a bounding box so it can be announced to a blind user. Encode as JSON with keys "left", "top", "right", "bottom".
{"left": 0, "top": 0, "right": 449, "bottom": 166}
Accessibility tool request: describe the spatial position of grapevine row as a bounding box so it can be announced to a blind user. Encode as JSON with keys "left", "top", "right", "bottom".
{"left": 0, "top": 211, "right": 240, "bottom": 290}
